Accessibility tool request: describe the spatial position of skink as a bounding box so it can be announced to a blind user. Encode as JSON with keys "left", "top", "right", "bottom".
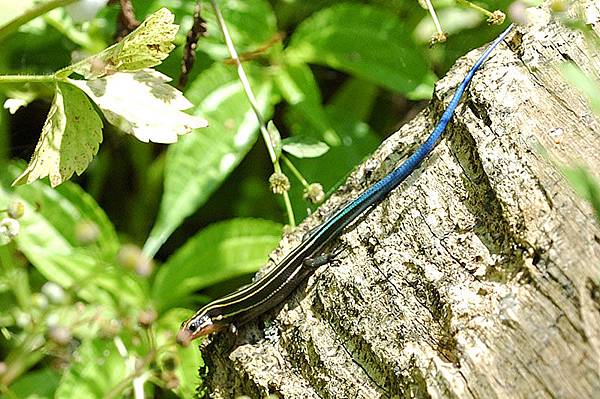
{"left": 177, "top": 24, "right": 514, "bottom": 346}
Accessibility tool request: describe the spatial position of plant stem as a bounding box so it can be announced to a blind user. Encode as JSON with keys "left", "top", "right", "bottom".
{"left": 0, "top": 333, "right": 45, "bottom": 387}
{"left": 423, "top": 0, "right": 444, "bottom": 35}
{"left": 456, "top": 0, "right": 494, "bottom": 17}
{"left": 0, "top": 0, "right": 78, "bottom": 43}
{"left": 0, "top": 75, "right": 58, "bottom": 84}
{"left": 103, "top": 351, "right": 155, "bottom": 399}
{"left": 282, "top": 155, "right": 309, "bottom": 188}
{"left": 209, "top": 0, "right": 295, "bottom": 227}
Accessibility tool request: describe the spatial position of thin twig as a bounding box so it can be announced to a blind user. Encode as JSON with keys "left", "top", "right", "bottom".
{"left": 178, "top": 1, "right": 207, "bottom": 89}
{"left": 209, "top": 0, "right": 295, "bottom": 226}
{"left": 423, "top": 0, "right": 443, "bottom": 35}
{"left": 115, "top": 0, "right": 140, "bottom": 42}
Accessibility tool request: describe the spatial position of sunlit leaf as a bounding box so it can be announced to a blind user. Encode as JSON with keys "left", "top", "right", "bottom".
{"left": 282, "top": 136, "right": 329, "bottom": 158}
{"left": 70, "top": 70, "right": 208, "bottom": 143}
{"left": 144, "top": 63, "right": 275, "bottom": 256}
{"left": 267, "top": 120, "right": 282, "bottom": 156}
{"left": 67, "top": 7, "right": 178, "bottom": 79}
{"left": 152, "top": 218, "right": 282, "bottom": 312}
{"left": 13, "top": 83, "right": 103, "bottom": 187}
{"left": 285, "top": 3, "right": 436, "bottom": 100}
{"left": 561, "top": 62, "right": 600, "bottom": 114}
{"left": 562, "top": 165, "right": 600, "bottom": 223}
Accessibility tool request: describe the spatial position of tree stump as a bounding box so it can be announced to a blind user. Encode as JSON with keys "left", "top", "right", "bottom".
{"left": 198, "top": 3, "right": 600, "bottom": 398}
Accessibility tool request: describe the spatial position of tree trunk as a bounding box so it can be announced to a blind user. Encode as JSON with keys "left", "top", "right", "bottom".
{"left": 198, "top": 3, "right": 600, "bottom": 398}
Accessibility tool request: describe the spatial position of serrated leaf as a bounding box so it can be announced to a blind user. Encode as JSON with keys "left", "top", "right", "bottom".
{"left": 152, "top": 218, "right": 282, "bottom": 312}
{"left": 143, "top": 63, "right": 275, "bottom": 256}
{"left": 282, "top": 136, "right": 329, "bottom": 158}
{"left": 14, "top": 83, "right": 103, "bottom": 187}
{"left": 67, "top": 7, "right": 178, "bottom": 79}
{"left": 285, "top": 3, "right": 436, "bottom": 100}
{"left": 55, "top": 339, "right": 127, "bottom": 398}
{"left": 70, "top": 70, "right": 208, "bottom": 143}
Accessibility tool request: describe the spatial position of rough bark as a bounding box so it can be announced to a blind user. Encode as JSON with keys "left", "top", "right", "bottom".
{"left": 198, "top": 3, "right": 600, "bottom": 398}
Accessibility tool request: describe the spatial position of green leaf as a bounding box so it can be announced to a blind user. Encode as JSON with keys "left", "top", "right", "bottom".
{"left": 275, "top": 63, "right": 340, "bottom": 145}
{"left": 10, "top": 368, "right": 61, "bottom": 399}
{"left": 144, "top": 63, "right": 276, "bottom": 256}
{"left": 0, "top": 94, "right": 8, "bottom": 162}
{"left": 55, "top": 339, "right": 127, "bottom": 398}
{"left": 284, "top": 76, "right": 380, "bottom": 219}
{"left": 285, "top": 3, "right": 436, "bottom": 100}
{"left": 562, "top": 165, "right": 600, "bottom": 223}
{"left": 561, "top": 62, "right": 600, "bottom": 115}
{"left": 67, "top": 7, "right": 178, "bottom": 79}
{"left": 327, "top": 78, "right": 378, "bottom": 122}
{"left": 13, "top": 83, "right": 103, "bottom": 187}
{"left": 156, "top": 308, "right": 204, "bottom": 398}
{"left": 3, "top": 164, "right": 119, "bottom": 259}
{"left": 152, "top": 218, "right": 282, "bottom": 312}
{"left": 69, "top": 70, "right": 208, "bottom": 144}
{"left": 282, "top": 136, "right": 329, "bottom": 158}
{"left": 196, "top": 0, "right": 278, "bottom": 60}
{"left": 1, "top": 166, "right": 146, "bottom": 309}
{"left": 267, "top": 120, "right": 282, "bottom": 156}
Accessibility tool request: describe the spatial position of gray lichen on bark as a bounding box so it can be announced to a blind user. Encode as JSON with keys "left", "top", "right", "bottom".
{"left": 197, "top": 2, "right": 600, "bottom": 398}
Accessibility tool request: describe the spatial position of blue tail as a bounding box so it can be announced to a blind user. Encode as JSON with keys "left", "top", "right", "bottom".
{"left": 314, "top": 24, "right": 514, "bottom": 243}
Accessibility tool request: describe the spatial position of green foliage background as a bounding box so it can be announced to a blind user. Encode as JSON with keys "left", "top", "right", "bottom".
{"left": 8, "top": 0, "right": 597, "bottom": 398}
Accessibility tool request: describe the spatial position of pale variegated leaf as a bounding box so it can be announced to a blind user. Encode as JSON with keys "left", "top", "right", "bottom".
{"left": 14, "top": 83, "right": 103, "bottom": 187}
{"left": 66, "top": 7, "right": 178, "bottom": 79}
{"left": 70, "top": 70, "right": 208, "bottom": 143}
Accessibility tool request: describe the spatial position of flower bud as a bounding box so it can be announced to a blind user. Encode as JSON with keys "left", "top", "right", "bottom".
{"left": 269, "top": 173, "right": 290, "bottom": 195}
{"left": 32, "top": 293, "right": 49, "bottom": 309}
{"left": 487, "top": 10, "right": 506, "bottom": 25}
{"left": 162, "top": 371, "right": 180, "bottom": 390}
{"left": 48, "top": 326, "right": 72, "bottom": 346}
{"left": 429, "top": 32, "right": 448, "bottom": 47}
{"left": 303, "top": 183, "right": 325, "bottom": 204}
{"left": 0, "top": 218, "right": 20, "bottom": 244}
{"left": 117, "top": 244, "right": 154, "bottom": 277}
{"left": 41, "top": 282, "right": 67, "bottom": 304}
{"left": 7, "top": 201, "right": 25, "bottom": 219}
{"left": 74, "top": 220, "right": 100, "bottom": 245}
{"left": 138, "top": 308, "right": 157, "bottom": 328}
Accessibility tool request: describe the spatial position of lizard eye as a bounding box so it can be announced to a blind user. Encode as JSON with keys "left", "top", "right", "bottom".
{"left": 188, "top": 320, "right": 200, "bottom": 332}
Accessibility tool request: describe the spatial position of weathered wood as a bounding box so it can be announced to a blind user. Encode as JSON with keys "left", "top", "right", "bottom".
{"left": 199, "top": 2, "right": 600, "bottom": 398}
